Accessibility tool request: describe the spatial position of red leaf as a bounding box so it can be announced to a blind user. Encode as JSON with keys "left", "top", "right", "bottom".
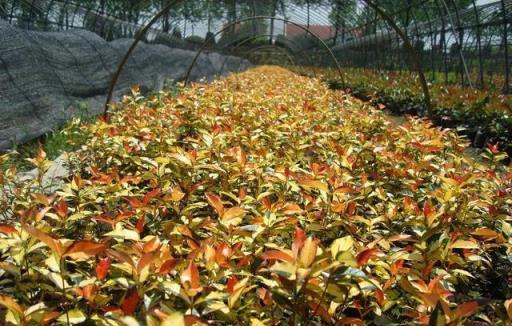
{"left": 182, "top": 262, "right": 200, "bottom": 289}
{"left": 137, "top": 252, "right": 157, "bottom": 274}
{"left": 205, "top": 193, "right": 224, "bottom": 216}
{"left": 121, "top": 289, "right": 140, "bottom": 315}
{"left": 41, "top": 311, "right": 61, "bottom": 325}
{"left": 308, "top": 302, "right": 331, "bottom": 322}
{"left": 135, "top": 216, "right": 145, "bottom": 234}
{"left": 95, "top": 257, "right": 110, "bottom": 280}
{"left": 390, "top": 259, "right": 404, "bottom": 276}
{"left": 346, "top": 201, "right": 356, "bottom": 216}
{"left": 0, "top": 224, "right": 17, "bottom": 234}
{"left": 455, "top": 301, "right": 479, "bottom": 319}
{"left": 357, "top": 249, "right": 382, "bottom": 266}
{"left": 337, "top": 317, "right": 365, "bottom": 325}
{"left": 185, "top": 315, "right": 208, "bottom": 326}
{"left": 24, "top": 225, "right": 63, "bottom": 257}
{"left": 185, "top": 315, "right": 207, "bottom": 326}
{"left": 375, "top": 288, "right": 384, "bottom": 306}
{"left": 54, "top": 200, "right": 68, "bottom": 219}
{"left": 64, "top": 240, "right": 106, "bottom": 260}
{"left": 423, "top": 202, "right": 433, "bottom": 217}
{"left": 143, "top": 188, "right": 161, "bottom": 205}
{"left": 237, "top": 255, "right": 250, "bottom": 267}
{"left": 239, "top": 187, "right": 247, "bottom": 200}
{"left": 403, "top": 197, "right": 415, "bottom": 211}
{"left": 487, "top": 143, "right": 499, "bottom": 154}
{"left": 143, "top": 237, "right": 160, "bottom": 253}
{"left": 261, "top": 250, "right": 294, "bottom": 263}
{"left": 227, "top": 276, "right": 238, "bottom": 295}
{"left": 127, "top": 197, "right": 143, "bottom": 209}
{"left": 261, "top": 197, "right": 272, "bottom": 211}
{"left": 115, "top": 211, "right": 133, "bottom": 223}
{"left": 0, "top": 294, "right": 24, "bottom": 316}
{"left": 284, "top": 166, "right": 291, "bottom": 178}
{"left": 257, "top": 287, "right": 273, "bottom": 306}
{"left": 292, "top": 227, "right": 306, "bottom": 259}
{"left": 159, "top": 258, "right": 179, "bottom": 275}
{"left": 94, "top": 213, "right": 115, "bottom": 226}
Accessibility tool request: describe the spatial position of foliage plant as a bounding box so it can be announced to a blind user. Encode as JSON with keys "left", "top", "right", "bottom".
{"left": 1, "top": 66, "right": 512, "bottom": 325}
{"left": 303, "top": 67, "right": 512, "bottom": 157}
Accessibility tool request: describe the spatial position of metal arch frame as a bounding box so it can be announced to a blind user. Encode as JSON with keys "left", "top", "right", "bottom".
{"left": 7, "top": 0, "right": 437, "bottom": 117}
{"left": 224, "top": 44, "right": 298, "bottom": 83}
{"left": 442, "top": 0, "right": 473, "bottom": 88}
{"left": 240, "top": 45, "right": 296, "bottom": 65}
{"left": 217, "top": 35, "right": 299, "bottom": 74}
{"left": 216, "top": 32, "right": 308, "bottom": 56}
{"left": 102, "top": 0, "right": 433, "bottom": 116}
{"left": 361, "top": 0, "right": 433, "bottom": 116}
{"left": 102, "top": 0, "right": 182, "bottom": 117}
{"left": 471, "top": 0, "right": 485, "bottom": 87}
{"left": 216, "top": 37, "right": 302, "bottom": 78}
{"left": 181, "top": 16, "right": 344, "bottom": 86}
{"left": 214, "top": 33, "right": 327, "bottom": 78}
{"left": 103, "top": 12, "right": 346, "bottom": 116}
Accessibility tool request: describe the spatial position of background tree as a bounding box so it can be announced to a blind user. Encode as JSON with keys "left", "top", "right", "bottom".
{"left": 328, "top": 0, "right": 357, "bottom": 44}
{"left": 0, "top": 0, "right": 8, "bottom": 19}
{"left": 202, "top": 0, "right": 225, "bottom": 33}
{"left": 375, "top": 0, "right": 473, "bottom": 30}
{"left": 293, "top": 0, "right": 326, "bottom": 29}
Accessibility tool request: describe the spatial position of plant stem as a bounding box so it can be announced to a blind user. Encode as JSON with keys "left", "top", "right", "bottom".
{"left": 60, "top": 257, "right": 70, "bottom": 325}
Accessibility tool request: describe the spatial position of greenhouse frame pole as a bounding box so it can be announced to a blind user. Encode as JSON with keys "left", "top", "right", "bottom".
{"left": 361, "top": 0, "right": 433, "bottom": 117}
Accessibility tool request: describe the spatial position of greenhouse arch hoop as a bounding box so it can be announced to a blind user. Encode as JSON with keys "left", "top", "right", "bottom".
{"left": 103, "top": 0, "right": 434, "bottom": 117}
{"left": 215, "top": 36, "right": 302, "bottom": 77}
{"left": 182, "top": 16, "right": 344, "bottom": 86}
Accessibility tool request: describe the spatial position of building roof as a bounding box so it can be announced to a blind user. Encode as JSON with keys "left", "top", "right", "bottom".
{"left": 285, "top": 24, "right": 336, "bottom": 40}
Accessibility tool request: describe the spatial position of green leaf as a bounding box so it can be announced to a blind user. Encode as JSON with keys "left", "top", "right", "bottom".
{"left": 331, "top": 236, "right": 354, "bottom": 259}
{"left": 57, "top": 309, "right": 86, "bottom": 324}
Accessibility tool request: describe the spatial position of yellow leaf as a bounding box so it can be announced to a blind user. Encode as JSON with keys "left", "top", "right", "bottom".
{"left": 206, "top": 193, "right": 224, "bottom": 216}
{"left": 331, "top": 236, "right": 354, "bottom": 259}
{"left": 162, "top": 312, "right": 185, "bottom": 326}
{"left": 281, "top": 203, "right": 303, "bottom": 215}
{"left": 223, "top": 207, "right": 246, "bottom": 220}
{"left": 299, "top": 179, "right": 329, "bottom": 192}
{"left": 450, "top": 239, "right": 479, "bottom": 249}
{"left": 24, "top": 225, "right": 64, "bottom": 257}
{"left": 228, "top": 278, "right": 249, "bottom": 308}
{"left": 169, "top": 187, "right": 185, "bottom": 201}
{"left": 0, "top": 294, "right": 24, "bottom": 317}
{"left": 169, "top": 153, "right": 192, "bottom": 166}
{"left": 251, "top": 318, "right": 266, "bottom": 326}
{"left": 299, "top": 237, "right": 318, "bottom": 268}
{"left": 505, "top": 299, "right": 512, "bottom": 321}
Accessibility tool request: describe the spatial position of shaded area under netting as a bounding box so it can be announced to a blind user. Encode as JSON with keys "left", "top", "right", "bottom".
{"left": 1, "top": 0, "right": 512, "bottom": 155}
{"left": 1, "top": 1, "right": 512, "bottom": 325}
{"left": 2, "top": 0, "right": 511, "bottom": 91}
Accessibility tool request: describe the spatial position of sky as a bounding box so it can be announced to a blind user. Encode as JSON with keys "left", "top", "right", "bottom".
{"left": 184, "top": 0, "right": 500, "bottom": 39}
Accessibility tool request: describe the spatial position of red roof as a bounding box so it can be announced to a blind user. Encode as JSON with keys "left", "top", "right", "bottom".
{"left": 285, "top": 24, "right": 336, "bottom": 40}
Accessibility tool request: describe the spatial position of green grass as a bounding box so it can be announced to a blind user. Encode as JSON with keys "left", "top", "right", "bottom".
{"left": 0, "top": 118, "right": 93, "bottom": 172}
{"left": 1, "top": 83, "right": 184, "bottom": 173}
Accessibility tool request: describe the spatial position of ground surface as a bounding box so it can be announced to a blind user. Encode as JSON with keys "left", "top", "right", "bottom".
{"left": 0, "top": 66, "right": 511, "bottom": 325}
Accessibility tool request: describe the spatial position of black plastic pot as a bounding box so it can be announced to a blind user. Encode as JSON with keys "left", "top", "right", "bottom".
{"left": 473, "top": 129, "right": 487, "bottom": 148}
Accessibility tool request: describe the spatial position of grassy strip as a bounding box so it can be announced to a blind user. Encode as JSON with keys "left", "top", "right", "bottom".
{"left": 0, "top": 84, "right": 184, "bottom": 172}
{"left": 0, "top": 118, "right": 92, "bottom": 172}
